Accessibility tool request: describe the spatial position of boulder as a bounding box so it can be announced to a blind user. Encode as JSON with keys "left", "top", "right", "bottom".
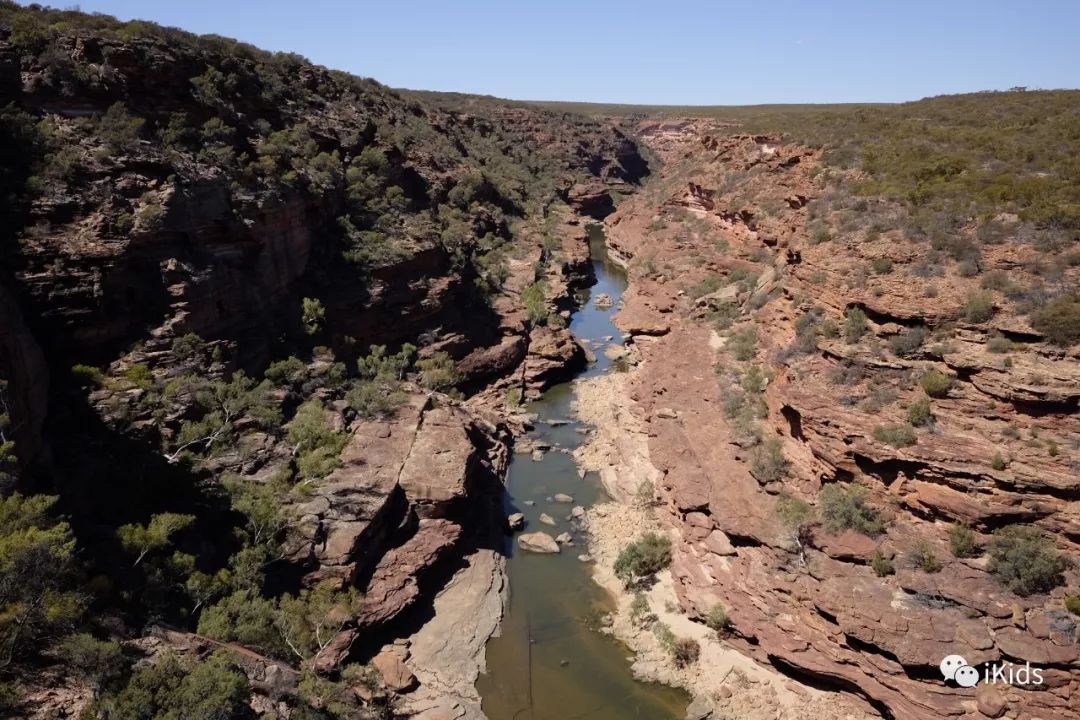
{"left": 539, "top": 513, "right": 556, "bottom": 526}
{"left": 553, "top": 493, "right": 574, "bottom": 503}
{"left": 517, "top": 532, "right": 560, "bottom": 554}
{"left": 373, "top": 646, "right": 417, "bottom": 693}
{"left": 975, "top": 685, "right": 1007, "bottom": 718}
{"left": 507, "top": 512, "right": 525, "bottom": 531}
{"left": 555, "top": 532, "right": 573, "bottom": 545}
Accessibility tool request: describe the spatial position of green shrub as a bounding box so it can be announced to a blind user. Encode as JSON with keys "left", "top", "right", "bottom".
{"left": 819, "top": 483, "right": 885, "bottom": 536}
{"left": 505, "top": 388, "right": 523, "bottom": 407}
{"left": 962, "top": 291, "right": 995, "bottom": 323}
{"left": 416, "top": 351, "right": 461, "bottom": 391}
{"left": 346, "top": 380, "right": 406, "bottom": 420}
{"left": 652, "top": 621, "right": 676, "bottom": 653}
{"left": 948, "top": 524, "right": 980, "bottom": 558}
{"left": 907, "top": 397, "right": 932, "bottom": 427}
{"left": 522, "top": 281, "right": 548, "bottom": 324}
{"left": 689, "top": 273, "right": 723, "bottom": 299}
{"left": 726, "top": 327, "right": 758, "bottom": 361}
{"left": 98, "top": 102, "right": 144, "bottom": 154}
{"left": 706, "top": 603, "right": 730, "bottom": 634}
{"left": 123, "top": 363, "right": 154, "bottom": 389}
{"left": 751, "top": 437, "right": 788, "bottom": 483}
{"left": 629, "top": 593, "right": 655, "bottom": 628}
{"left": 980, "top": 270, "right": 1013, "bottom": 291}
{"left": 990, "top": 452, "right": 1006, "bottom": 471}
{"left": 301, "top": 297, "right": 326, "bottom": 336}
{"left": 60, "top": 633, "right": 126, "bottom": 691}
{"left": 0, "top": 494, "right": 82, "bottom": 669}
{"left": 988, "top": 525, "right": 1069, "bottom": 596}
{"left": 287, "top": 399, "right": 348, "bottom": 480}
{"left": 873, "top": 423, "right": 917, "bottom": 448}
{"left": 197, "top": 590, "right": 288, "bottom": 660}
{"left": 72, "top": 363, "right": 104, "bottom": 387}
{"left": 88, "top": 651, "right": 250, "bottom": 720}
{"left": 844, "top": 307, "right": 869, "bottom": 343}
{"left": 888, "top": 327, "right": 927, "bottom": 357}
{"left": 1065, "top": 595, "right": 1080, "bottom": 616}
{"left": 919, "top": 369, "right": 953, "bottom": 398}
{"left": 986, "top": 334, "right": 1014, "bottom": 353}
{"left": 614, "top": 532, "right": 673, "bottom": 586}
{"left": 870, "top": 257, "right": 894, "bottom": 274}
{"left": 1030, "top": 295, "right": 1080, "bottom": 346}
{"left": 871, "top": 550, "right": 894, "bottom": 577}
{"left": 911, "top": 539, "right": 943, "bottom": 573}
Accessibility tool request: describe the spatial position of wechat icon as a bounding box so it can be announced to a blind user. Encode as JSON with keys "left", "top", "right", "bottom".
{"left": 940, "top": 655, "right": 979, "bottom": 688}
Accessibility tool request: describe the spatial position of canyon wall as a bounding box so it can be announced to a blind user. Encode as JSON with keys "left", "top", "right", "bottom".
{"left": 596, "top": 120, "right": 1078, "bottom": 720}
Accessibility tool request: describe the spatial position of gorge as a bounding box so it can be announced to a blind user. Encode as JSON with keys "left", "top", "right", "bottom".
{"left": 1, "top": 5, "right": 1079, "bottom": 720}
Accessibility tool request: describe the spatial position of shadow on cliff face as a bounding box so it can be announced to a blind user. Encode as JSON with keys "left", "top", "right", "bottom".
{"left": 38, "top": 385, "right": 242, "bottom": 622}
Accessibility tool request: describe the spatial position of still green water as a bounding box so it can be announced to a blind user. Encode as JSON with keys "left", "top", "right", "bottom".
{"left": 476, "top": 226, "right": 688, "bottom": 720}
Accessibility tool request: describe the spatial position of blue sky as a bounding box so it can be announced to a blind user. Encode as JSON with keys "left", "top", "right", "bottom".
{"left": 27, "top": 1, "right": 1079, "bottom": 104}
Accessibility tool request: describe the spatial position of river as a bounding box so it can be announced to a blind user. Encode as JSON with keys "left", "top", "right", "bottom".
{"left": 475, "top": 225, "right": 688, "bottom": 719}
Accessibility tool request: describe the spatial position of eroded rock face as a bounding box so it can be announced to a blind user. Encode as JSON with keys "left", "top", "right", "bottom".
{"left": 598, "top": 122, "right": 1080, "bottom": 720}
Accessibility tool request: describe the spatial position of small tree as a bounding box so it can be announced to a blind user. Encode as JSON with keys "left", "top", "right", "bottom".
{"left": 287, "top": 399, "right": 348, "bottom": 481}
{"left": 117, "top": 513, "right": 195, "bottom": 567}
{"left": 59, "top": 633, "right": 126, "bottom": 696}
{"left": 522, "top": 282, "right": 548, "bottom": 324}
{"left": 275, "top": 582, "right": 360, "bottom": 668}
{"left": 0, "top": 493, "right": 82, "bottom": 669}
{"left": 301, "top": 297, "right": 326, "bottom": 336}
{"left": 775, "top": 494, "right": 814, "bottom": 567}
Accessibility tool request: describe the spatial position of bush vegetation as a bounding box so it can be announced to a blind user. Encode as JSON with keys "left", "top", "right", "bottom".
{"left": 1030, "top": 295, "right": 1080, "bottom": 346}
{"left": 871, "top": 550, "right": 894, "bottom": 577}
{"left": 987, "top": 525, "right": 1069, "bottom": 596}
{"left": 819, "top": 483, "right": 885, "bottom": 536}
{"left": 906, "top": 397, "right": 932, "bottom": 427}
{"left": 910, "top": 539, "right": 943, "bottom": 573}
{"left": 706, "top": 603, "right": 730, "bottom": 634}
{"left": 948, "top": 524, "right": 980, "bottom": 558}
{"left": 919, "top": 369, "right": 953, "bottom": 398}
{"left": 614, "top": 532, "right": 673, "bottom": 587}
{"left": 872, "top": 423, "right": 917, "bottom": 448}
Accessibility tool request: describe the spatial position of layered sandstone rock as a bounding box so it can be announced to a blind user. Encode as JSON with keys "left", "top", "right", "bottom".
{"left": 594, "top": 121, "right": 1080, "bottom": 720}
